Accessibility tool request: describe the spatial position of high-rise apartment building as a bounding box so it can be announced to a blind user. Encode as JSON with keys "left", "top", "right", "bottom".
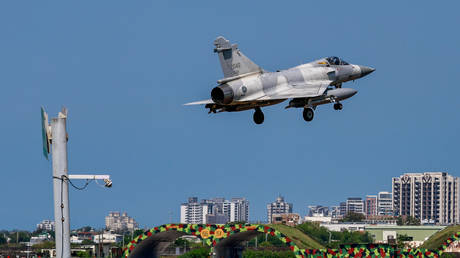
{"left": 180, "top": 197, "right": 249, "bottom": 224}
{"left": 365, "top": 195, "right": 378, "bottom": 217}
{"left": 377, "top": 191, "right": 393, "bottom": 216}
{"left": 180, "top": 197, "right": 212, "bottom": 224}
{"left": 392, "top": 172, "right": 459, "bottom": 224}
{"left": 267, "top": 196, "right": 293, "bottom": 223}
{"left": 346, "top": 197, "right": 365, "bottom": 215}
{"left": 105, "top": 212, "right": 139, "bottom": 233}
{"left": 230, "top": 198, "right": 249, "bottom": 222}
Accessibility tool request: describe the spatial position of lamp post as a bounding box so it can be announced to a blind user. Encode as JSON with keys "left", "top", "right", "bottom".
{"left": 41, "top": 107, "right": 112, "bottom": 258}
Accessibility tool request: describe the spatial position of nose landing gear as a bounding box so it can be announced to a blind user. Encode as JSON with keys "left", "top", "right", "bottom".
{"left": 253, "top": 107, "right": 264, "bottom": 124}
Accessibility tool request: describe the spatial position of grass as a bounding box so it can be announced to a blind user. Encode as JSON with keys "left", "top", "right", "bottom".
{"left": 268, "top": 224, "right": 325, "bottom": 250}
{"left": 419, "top": 225, "right": 460, "bottom": 250}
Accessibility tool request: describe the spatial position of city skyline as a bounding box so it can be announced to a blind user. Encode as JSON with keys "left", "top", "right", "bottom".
{"left": 1, "top": 1, "right": 459, "bottom": 230}
{"left": 10, "top": 170, "right": 456, "bottom": 230}
{"left": 12, "top": 170, "right": 457, "bottom": 231}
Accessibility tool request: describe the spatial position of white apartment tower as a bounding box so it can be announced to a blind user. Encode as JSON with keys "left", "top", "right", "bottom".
{"left": 180, "top": 197, "right": 249, "bottom": 224}
{"left": 180, "top": 197, "right": 212, "bottom": 224}
{"left": 267, "top": 196, "right": 293, "bottom": 223}
{"left": 392, "top": 172, "right": 459, "bottom": 224}
{"left": 377, "top": 191, "right": 393, "bottom": 216}
{"left": 230, "top": 198, "right": 249, "bottom": 222}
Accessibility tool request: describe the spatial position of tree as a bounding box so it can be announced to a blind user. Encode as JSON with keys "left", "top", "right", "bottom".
{"left": 259, "top": 241, "right": 273, "bottom": 247}
{"left": 397, "top": 233, "right": 413, "bottom": 248}
{"left": 0, "top": 234, "right": 6, "bottom": 245}
{"left": 8, "top": 231, "right": 31, "bottom": 243}
{"left": 77, "top": 226, "right": 93, "bottom": 232}
{"left": 178, "top": 247, "right": 210, "bottom": 258}
{"left": 396, "top": 216, "right": 420, "bottom": 226}
{"left": 32, "top": 241, "right": 55, "bottom": 249}
{"left": 296, "top": 222, "right": 330, "bottom": 245}
{"left": 340, "top": 212, "right": 365, "bottom": 222}
{"left": 296, "top": 222, "right": 372, "bottom": 248}
{"left": 81, "top": 239, "right": 95, "bottom": 245}
{"left": 75, "top": 250, "right": 91, "bottom": 257}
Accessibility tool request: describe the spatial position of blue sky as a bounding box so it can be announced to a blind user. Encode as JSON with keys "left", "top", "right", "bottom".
{"left": 1, "top": 1, "right": 459, "bottom": 230}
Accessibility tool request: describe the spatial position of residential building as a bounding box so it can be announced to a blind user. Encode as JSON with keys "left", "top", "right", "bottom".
{"left": 392, "top": 172, "right": 459, "bottom": 224}
{"left": 346, "top": 197, "right": 365, "bottom": 215}
{"left": 272, "top": 213, "right": 300, "bottom": 227}
{"left": 70, "top": 235, "right": 83, "bottom": 244}
{"left": 180, "top": 197, "right": 249, "bottom": 224}
{"left": 305, "top": 205, "right": 332, "bottom": 223}
{"left": 105, "top": 212, "right": 139, "bottom": 233}
{"left": 180, "top": 197, "right": 212, "bottom": 224}
{"left": 37, "top": 220, "right": 55, "bottom": 231}
{"left": 330, "top": 206, "right": 340, "bottom": 218}
{"left": 93, "top": 231, "right": 123, "bottom": 244}
{"left": 365, "top": 195, "right": 378, "bottom": 217}
{"left": 377, "top": 191, "right": 393, "bottom": 216}
{"left": 205, "top": 214, "right": 228, "bottom": 224}
{"left": 30, "top": 233, "right": 53, "bottom": 245}
{"left": 267, "top": 196, "right": 293, "bottom": 223}
{"left": 75, "top": 231, "right": 96, "bottom": 241}
{"left": 230, "top": 198, "right": 249, "bottom": 222}
{"left": 339, "top": 202, "right": 347, "bottom": 217}
{"left": 307, "top": 205, "right": 329, "bottom": 217}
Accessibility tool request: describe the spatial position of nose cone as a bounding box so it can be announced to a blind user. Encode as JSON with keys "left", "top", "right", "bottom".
{"left": 359, "top": 66, "right": 375, "bottom": 77}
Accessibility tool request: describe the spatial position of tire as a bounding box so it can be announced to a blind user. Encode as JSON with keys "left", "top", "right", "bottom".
{"left": 303, "top": 108, "right": 314, "bottom": 122}
{"left": 253, "top": 110, "right": 264, "bottom": 124}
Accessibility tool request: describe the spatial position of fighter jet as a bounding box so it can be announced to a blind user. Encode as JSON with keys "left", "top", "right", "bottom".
{"left": 185, "top": 36, "right": 375, "bottom": 124}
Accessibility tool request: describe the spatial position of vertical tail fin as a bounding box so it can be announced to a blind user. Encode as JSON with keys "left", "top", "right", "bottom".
{"left": 214, "top": 36, "right": 263, "bottom": 79}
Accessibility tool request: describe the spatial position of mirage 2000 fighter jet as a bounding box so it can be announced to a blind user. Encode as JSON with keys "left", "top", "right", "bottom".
{"left": 185, "top": 36, "right": 375, "bottom": 124}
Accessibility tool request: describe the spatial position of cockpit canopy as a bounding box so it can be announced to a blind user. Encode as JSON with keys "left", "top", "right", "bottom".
{"left": 326, "top": 56, "right": 349, "bottom": 66}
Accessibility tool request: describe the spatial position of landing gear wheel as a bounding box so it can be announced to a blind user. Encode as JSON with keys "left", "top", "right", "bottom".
{"left": 253, "top": 108, "right": 264, "bottom": 124}
{"left": 303, "top": 107, "right": 314, "bottom": 122}
{"left": 333, "top": 103, "right": 343, "bottom": 110}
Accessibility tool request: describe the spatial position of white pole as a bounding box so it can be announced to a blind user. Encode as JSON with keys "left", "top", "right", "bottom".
{"left": 51, "top": 112, "right": 71, "bottom": 258}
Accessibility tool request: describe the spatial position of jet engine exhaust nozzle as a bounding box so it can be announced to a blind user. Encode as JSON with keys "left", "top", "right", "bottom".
{"left": 211, "top": 85, "right": 234, "bottom": 105}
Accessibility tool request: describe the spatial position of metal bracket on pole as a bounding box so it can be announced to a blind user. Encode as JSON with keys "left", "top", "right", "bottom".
{"left": 68, "top": 174, "right": 110, "bottom": 180}
{"left": 68, "top": 174, "right": 112, "bottom": 188}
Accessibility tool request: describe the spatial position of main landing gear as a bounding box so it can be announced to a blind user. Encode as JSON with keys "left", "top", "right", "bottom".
{"left": 303, "top": 107, "right": 314, "bottom": 122}
{"left": 333, "top": 103, "right": 343, "bottom": 110}
{"left": 253, "top": 107, "right": 264, "bottom": 124}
